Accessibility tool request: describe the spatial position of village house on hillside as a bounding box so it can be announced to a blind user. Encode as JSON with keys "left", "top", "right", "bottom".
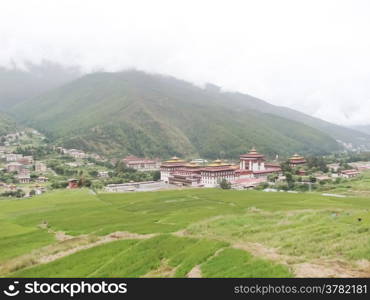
{"left": 340, "top": 169, "right": 360, "bottom": 178}
{"left": 64, "top": 149, "right": 87, "bottom": 159}
{"left": 67, "top": 179, "right": 79, "bottom": 189}
{"left": 160, "top": 148, "right": 282, "bottom": 188}
{"left": 348, "top": 162, "right": 370, "bottom": 172}
{"left": 5, "top": 153, "right": 23, "bottom": 162}
{"left": 37, "top": 176, "right": 48, "bottom": 183}
{"left": 35, "top": 161, "right": 47, "bottom": 173}
{"left": 327, "top": 163, "right": 340, "bottom": 172}
{"left": 17, "top": 156, "right": 34, "bottom": 165}
{"left": 17, "top": 174, "right": 30, "bottom": 184}
{"left": 6, "top": 162, "right": 23, "bottom": 173}
{"left": 122, "top": 155, "right": 160, "bottom": 171}
{"left": 98, "top": 171, "right": 110, "bottom": 178}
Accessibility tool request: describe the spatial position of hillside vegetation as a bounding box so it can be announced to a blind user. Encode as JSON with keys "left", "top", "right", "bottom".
{"left": 0, "top": 62, "right": 80, "bottom": 109}
{"left": 217, "top": 90, "right": 370, "bottom": 149}
{"left": 0, "top": 112, "right": 17, "bottom": 136}
{"left": 11, "top": 71, "right": 350, "bottom": 158}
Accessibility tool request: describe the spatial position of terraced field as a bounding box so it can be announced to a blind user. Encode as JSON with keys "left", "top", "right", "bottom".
{"left": 0, "top": 188, "right": 369, "bottom": 277}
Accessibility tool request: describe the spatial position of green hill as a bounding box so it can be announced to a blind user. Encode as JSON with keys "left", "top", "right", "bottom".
{"left": 11, "top": 70, "right": 351, "bottom": 158}
{"left": 0, "top": 112, "right": 17, "bottom": 136}
{"left": 0, "top": 61, "right": 80, "bottom": 110}
{"left": 351, "top": 125, "right": 370, "bottom": 136}
{"left": 201, "top": 86, "right": 370, "bottom": 149}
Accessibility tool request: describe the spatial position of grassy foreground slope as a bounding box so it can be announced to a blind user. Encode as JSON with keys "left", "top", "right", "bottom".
{"left": 14, "top": 236, "right": 291, "bottom": 278}
{"left": 0, "top": 189, "right": 370, "bottom": 277}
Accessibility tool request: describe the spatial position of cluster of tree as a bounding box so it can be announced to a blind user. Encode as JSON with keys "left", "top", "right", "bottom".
{"left": 267, "top": 174, "right": 279, "bottom": 182}
{"left": 326, "top": 152, "right": 370, "bottom": 165}
{"left": 336, "top": 162, "right": 353, "bottom": 172}
{"left": 264, "top": 173, "right": 349, "bottom": 193}
{"left": 50, "top": 181, "right": 69, "bottom": 189}
{"left": 87, "top": 157, "right": 114, "bottom": 169}
{"left": 104, "top": 172, "right": 160, "bottom": 185}
{"left": 345, "top": 152, "right": 370, "bottom": 163}
{"left": 258, "top": 181, "right": 318, "bottom": 192}
{"left": 0, "top": 170, "right": 17, "bottom": 184}
{"left": 106, "top": 161, "right": 160, "bottom": 183}
{"left": 77, "top": 177, "right": 92, "bottom": 188}
{"left": 0, "top": 136, "right": 6, "bottom": 146}
{"left": 46, "top": 160, "right": 80, "bottom": 176}
{"left": 219, "top": 178, "right": 231, "bottom": 189}
{"left": 49, "top": 177, "right": 96, "bottom": 190}
{"left": 305, "top": 156, "right": 329, "bottom": 173}
{"left": 14, "top": 145, "right": 54, "bottom": 160}
{"left": 0, "top": 189, "right": 25, "bottom": 198}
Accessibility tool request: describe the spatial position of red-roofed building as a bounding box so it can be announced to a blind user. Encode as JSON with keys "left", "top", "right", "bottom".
{"left": 168, "top": 173, "right": 202, "bottom": 186}
{"left": 200, "top": 160, "right": 238, "bottom": 187}
{"left": 67, "top": 179, "right": 79, "bottom": 189}
{"left": 297, "top": 169, "right": 307, "bottom": 176}
{"left": 160, "top": 157, "right": 187, "bottom": 183}
{"left": 167, "top": 162, "right": 202, "bottom": 186}
{"left": 160, "top": 148, "right": 281, "bottom": 188}
{"left": 239, "top": 148, "right": 281, "bottom": 178}
{"left": 239, "top": 147, "right": 265, "bottom": 172}
{"left": 340, "top": 169, "right": 360, "bottom": 178}
{"left": 122, "top": 155, "right": 160, "bottom": 172}
{"left": 234, "top": 169, "right": 253, "bottom": 178}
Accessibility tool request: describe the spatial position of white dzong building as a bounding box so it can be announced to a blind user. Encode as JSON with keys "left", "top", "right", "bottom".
{"left": 160, "top": 148, "right": 281, "bottom": 188}
{"left": 160, "top": 156, "right": 187, "bottom": 183}
{"left": 200, "top": 159, "right": 237, "bottom": 188}
{"left": 239, "top": 147, "right": 265, "bottom": 171}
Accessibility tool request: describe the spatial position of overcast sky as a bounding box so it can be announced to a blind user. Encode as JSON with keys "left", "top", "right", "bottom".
{"left": 1, "top": 0, "right": 370, "bottom": 126}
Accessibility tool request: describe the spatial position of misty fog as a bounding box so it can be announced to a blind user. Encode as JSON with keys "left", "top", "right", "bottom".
{"left": 1, "top": 0, "right": 370, "bottom": 126}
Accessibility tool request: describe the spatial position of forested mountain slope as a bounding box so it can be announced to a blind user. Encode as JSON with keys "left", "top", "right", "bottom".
{"left": 11, "top": 71, "right": 352, "bottom": 158}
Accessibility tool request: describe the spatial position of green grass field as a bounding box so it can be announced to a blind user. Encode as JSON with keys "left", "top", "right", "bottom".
{"left": 322, "top": 171, "right": 370, "bottom": 197}
{"left": 0, "top": 188, "right": 369, "bottom": 277}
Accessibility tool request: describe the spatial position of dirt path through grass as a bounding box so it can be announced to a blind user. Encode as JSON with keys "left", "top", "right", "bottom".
{"left": 143, "top": 259, "right": 177, "bottom": 278}
{"left": 233, "top": 242, "right": 370, "bottom": 278}
{"left": 39, "top": 231, "right": 157, "bottom": 264}
{"left": 174, "top": 226, "right": 370, "bottom": 278}
{"left": 0, "top": 231, "right": 157, "bottom": 275}
{"left": 186, "top": 247, "right": 226, "bottom": 278}
{"left": 187, "top": 265, "right": 202, "bottom": 278}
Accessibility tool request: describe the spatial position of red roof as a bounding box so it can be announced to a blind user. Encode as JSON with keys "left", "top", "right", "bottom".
{"left": 171, "top": 173, "right": 201, "bottom": 178}
{"left": 290, "top": 159, "right": 306, "bottom": 164}
{"left": 161, "top": 163, "right": 187, "bottom": 168}
{"left": 235, "top": 169, "right": 253, "bottom": 175}
{"left": 123, "top": 155, "right": 157, "bottom": 164}
{"left": 174, "top": 167, "right": 202, "bottom": 173}
{"left": 200, "top": 166, "right": 237, "bottom": 172}
{"left": 240, "top": 147, "right": 265, "bottom": 159}
{"left": 240, "top": 153, "right": 265, "bottom": 159}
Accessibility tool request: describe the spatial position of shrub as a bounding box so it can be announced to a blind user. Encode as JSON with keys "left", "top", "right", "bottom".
{"left": 219, "top": 179, "right": 231, "bottom": 189}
